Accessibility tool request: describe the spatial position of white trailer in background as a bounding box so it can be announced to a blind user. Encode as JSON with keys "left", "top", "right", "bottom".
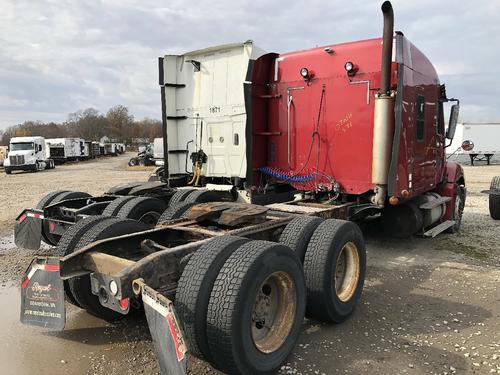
{"left": 448, "top": 123, "right": 500, "bottom": 165}
{"left": 45, "top": 138, "right": 85, "bottom": 163}
{"left": 4, "top": 136, "right": 54, "bottom": 174}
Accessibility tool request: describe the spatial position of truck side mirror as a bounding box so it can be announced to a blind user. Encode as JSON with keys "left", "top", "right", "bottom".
{"left": 38, "top": 145, "right": 42, "bottom": 152}
{"left": 446, "top": 104, "right": 459, "bottom": 140}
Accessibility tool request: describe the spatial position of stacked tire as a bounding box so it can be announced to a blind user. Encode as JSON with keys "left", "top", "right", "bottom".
{"left": 157, "top": 188, "right": 232, "bottom": 223}
{"left": 157, "top": 189, "right": 198, "bottom": 222}
{"left": 103, "top": 196, "right": 166, "bottom": 226}
{"left": 174, "top": 216, "right": 366, "bottom": 373}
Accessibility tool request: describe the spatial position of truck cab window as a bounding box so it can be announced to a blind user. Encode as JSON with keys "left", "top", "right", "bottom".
{"left": 416, "top": 95, "right": 425, "bottom": 140}
{"left": 10, "top": 142, "right": 34, "bottom": 151}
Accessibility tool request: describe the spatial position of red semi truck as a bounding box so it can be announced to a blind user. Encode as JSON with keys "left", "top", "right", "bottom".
{"left": 17, "top": 2, "right": 464, "bottom": 374}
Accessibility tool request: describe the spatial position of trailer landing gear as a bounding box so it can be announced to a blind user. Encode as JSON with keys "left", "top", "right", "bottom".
{"left": 469, "top": 153, "right": 494, "bottom": 166}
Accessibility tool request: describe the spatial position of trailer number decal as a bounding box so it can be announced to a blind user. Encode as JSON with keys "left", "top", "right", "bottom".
{"left": 209, "top": 106, "right": 221, "bottom": 113}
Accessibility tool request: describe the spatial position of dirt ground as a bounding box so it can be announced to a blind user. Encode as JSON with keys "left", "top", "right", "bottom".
{"left": 0, "top": 155, "right": 499, "bottom": 375}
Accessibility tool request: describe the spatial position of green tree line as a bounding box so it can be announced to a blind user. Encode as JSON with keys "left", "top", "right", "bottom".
{"left": 0, "top": 105, "right": 162, "bottom": 146}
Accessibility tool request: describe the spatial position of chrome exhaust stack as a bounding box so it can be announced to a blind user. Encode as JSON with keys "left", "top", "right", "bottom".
{"left": 371, "top": 1, "right": 396, "bottom": 206}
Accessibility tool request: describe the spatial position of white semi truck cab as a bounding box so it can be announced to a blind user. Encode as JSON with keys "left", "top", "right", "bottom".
{"left": 4, "top": 136, "right": 54, "bottom": 174}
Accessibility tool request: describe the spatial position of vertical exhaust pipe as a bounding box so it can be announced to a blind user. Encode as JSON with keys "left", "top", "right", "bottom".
{"left": 158, "top": 57, "right": 170, "bottom": 185}
{"left": 380, "top": 1, "right": 394, "bottom": 95}
{"left": 371, "top": 1, "right": 396, "bottom": 206}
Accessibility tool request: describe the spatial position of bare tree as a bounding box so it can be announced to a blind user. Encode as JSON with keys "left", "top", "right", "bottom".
{"left": 1, "top": 104, "right": 159, "bottom": 145}
{"left": 106, "top": 105, "right": 134, "bottom": 142}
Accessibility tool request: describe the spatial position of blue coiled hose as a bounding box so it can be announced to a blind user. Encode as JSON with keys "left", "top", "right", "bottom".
{"left": 258, "top": 167, "right": 314, "bottom": 183}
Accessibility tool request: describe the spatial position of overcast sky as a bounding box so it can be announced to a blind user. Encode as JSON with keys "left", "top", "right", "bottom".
{"left": 1, "top": 0, "right": 498, "bottom": 130}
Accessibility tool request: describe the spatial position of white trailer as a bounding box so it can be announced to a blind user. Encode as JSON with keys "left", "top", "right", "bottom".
{"left": 46, "top": 138, "right": 85, "bottom": 163}
{"left": 448, "top": 123, "right": 500, "bottom": 165}
{"left": 4, "top": 136, "right": 54, "bottom": 174}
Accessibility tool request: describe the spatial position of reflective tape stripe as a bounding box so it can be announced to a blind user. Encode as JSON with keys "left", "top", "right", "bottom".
{"left": 26, "top": 212, "right": 44, "bottom": 219}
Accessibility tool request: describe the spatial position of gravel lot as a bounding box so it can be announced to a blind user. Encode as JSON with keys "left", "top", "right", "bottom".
{"left": 0, "top": 155, "right": 498, "bottom": 375}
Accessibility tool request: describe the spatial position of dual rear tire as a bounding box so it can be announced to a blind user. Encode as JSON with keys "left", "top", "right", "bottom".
{"left": 175, "top": 217, "right": 366, "bottom": 373}
{"left": 103, "top": 196, "right": 166, "bottom": 226}
{"left": 176, "top": 236, "right": 306, "bottom": 374}
{"left": 280, "top": 217, "right": 366, "bottom": 323}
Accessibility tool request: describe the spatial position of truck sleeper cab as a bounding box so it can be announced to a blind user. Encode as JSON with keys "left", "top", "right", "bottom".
{"left": 246, "top": 32, "right": 463, "bottom": 236}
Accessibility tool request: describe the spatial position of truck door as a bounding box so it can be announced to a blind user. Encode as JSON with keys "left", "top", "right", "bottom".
{"left": 412, "top": 92, "right": 437, "bottom": 193}
{"left": 435, "top": 100, "right": 446, "bottom": 183}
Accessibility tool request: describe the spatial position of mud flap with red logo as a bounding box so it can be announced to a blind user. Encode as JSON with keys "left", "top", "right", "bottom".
{"left": 141, "top": 284, "right": 187, "bottom": 375}
{"left": 20, "top": 257, "right": 65, "bottom": 330}
{"left": 14, "top": 209, "right": 43, "bottom": 250}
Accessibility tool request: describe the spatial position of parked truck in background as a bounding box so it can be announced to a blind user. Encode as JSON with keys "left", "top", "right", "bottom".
{"left": 17, "top": 3, "right": 466, "bottom": 374}
{"left": 4, "top": 136, "right": 55, "bottom": 174}
{"left": 45, "top": 137, "right": 85, "bottom": 163}
{"left": 448, "top": 122, "right": 500, "bottom": 165}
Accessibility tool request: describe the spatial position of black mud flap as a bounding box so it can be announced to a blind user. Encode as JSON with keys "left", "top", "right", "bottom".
{"left": 142, "top": 284, "right": 187, "bottom": 375}
{"left": 20, "top": 257, "right": 65, "bottom": 330}
{"left": 14, "top": 210, "right": 43, "bottom": 250}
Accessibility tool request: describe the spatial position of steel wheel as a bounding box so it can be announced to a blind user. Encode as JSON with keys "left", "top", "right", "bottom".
{"left": 251, "top": 271, "right": 296, "bottom": 354}
{"left": 334, "top": 241, "right": 360, "bottom": 302}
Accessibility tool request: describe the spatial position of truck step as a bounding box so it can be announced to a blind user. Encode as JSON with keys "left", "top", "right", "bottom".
{"left": 423, "top": 220, "right": 456, "bottom": 238}
{"left": 419, "top": 196, "right": 452, "bottom": 210}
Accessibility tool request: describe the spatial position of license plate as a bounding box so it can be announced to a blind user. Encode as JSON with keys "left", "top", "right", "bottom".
{"left": 142, "top": 284, "right": 187, "bottom": 374}
{"left": 20, "top": 257, "right": 65, "bottom": 330}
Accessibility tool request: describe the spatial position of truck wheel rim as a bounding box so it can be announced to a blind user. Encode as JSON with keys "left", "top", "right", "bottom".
{"left": 139, "top": 211, "right": 160, "bottom": 226}
{"left": 251, "top": 271, "right": 296, "bottom": 353}
{"left": 335, "top": 242, "right": 360, "bottom": 302}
